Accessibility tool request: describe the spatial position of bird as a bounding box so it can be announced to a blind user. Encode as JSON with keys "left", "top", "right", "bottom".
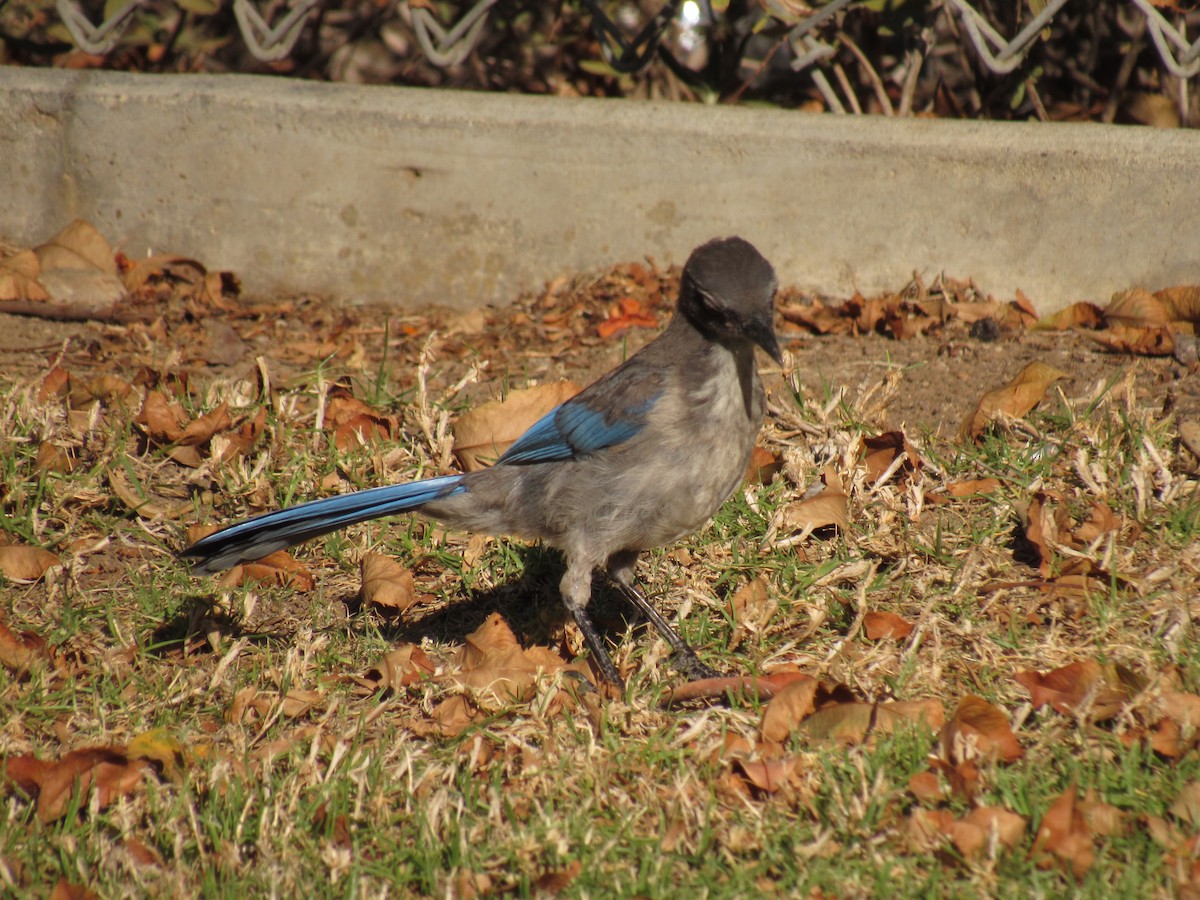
{"left": 183, "top": 236, "right": 782, "bottom": 688}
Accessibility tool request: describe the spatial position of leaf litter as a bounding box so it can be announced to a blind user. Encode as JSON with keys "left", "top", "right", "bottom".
{"left": 2, "top": 220, "right": 1200, "bottom": 894}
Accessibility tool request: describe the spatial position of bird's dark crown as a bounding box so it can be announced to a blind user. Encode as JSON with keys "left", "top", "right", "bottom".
{"left": 677, "top": 237, "right": 778, "bottom": 352}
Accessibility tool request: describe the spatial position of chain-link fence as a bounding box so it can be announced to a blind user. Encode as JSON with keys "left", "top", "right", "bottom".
{"left": 3, "top": 0, "right": 1197, "bottom": 124}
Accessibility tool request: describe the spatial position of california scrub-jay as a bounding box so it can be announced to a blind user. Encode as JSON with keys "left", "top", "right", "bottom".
{"left": 183, "top": 236, "right": 781, "bottom": 687}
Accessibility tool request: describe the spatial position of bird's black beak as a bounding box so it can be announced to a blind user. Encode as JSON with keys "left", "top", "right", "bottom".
{"left": 747, "top": 313, "right": 784, "bottom": 366}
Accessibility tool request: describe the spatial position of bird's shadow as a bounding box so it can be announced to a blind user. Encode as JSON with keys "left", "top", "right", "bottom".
{"left": 371, "top": 544, "right": 645, "bottom": 652}
{"left": 156, "top": 544, "right": 647, "bottom": 656}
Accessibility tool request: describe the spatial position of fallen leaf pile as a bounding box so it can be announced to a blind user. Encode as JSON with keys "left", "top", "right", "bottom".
{"left": 780, "top": 275, "right": 1200, "bottom": 363}
{"left": 0, "top": 220, "right": 239, "bottom": 323}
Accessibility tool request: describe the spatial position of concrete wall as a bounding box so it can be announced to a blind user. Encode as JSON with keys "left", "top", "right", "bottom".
{"left": 2, "top": 68, "right": 1197, "bottom": 311}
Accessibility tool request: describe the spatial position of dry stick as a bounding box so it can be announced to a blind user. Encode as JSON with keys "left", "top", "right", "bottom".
{"left": 837, "top": 30, "right": 893, "bottom": 114}
{"left": 832, "top": 61, "right": 863, "bottom": 114}
{"left": 1102, "top": 16, "right": 1146, "bottom": 124}
{"left": 0, "top": 300, "right": 155, "bottom": 323}
{"left": 897, "top": 41, "right": 928, "bottom": 117}
{"left": 1026, "top": 78, "right": 1050, "bottom": 121}
{"left": 726, "top": 37, "right": 785, "bottom": 105}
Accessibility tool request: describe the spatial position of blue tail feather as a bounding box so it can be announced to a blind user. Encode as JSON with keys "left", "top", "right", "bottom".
{"left": 182, "top": 474, "right": 465, "bottom": 574}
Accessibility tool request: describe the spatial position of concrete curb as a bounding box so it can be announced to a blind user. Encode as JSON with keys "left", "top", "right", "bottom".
{"left": 2, "top": 68, "right": 1198, "bottom": 311}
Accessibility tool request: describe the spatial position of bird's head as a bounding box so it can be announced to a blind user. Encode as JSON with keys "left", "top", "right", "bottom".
{"left": 679, "top": 237, "right": 782, "bottom": 365}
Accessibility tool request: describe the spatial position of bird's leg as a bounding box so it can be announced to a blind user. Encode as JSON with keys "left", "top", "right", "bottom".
{"left": 606, "top": 551, "right": 721, "bottom": 681}
{"left": 560, "top": 564, "right": 624, "bottom": 688}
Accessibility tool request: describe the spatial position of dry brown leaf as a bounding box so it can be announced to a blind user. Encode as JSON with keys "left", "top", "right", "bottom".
{"left": 359, "top": 553, "right": 418, "bottom": 614}
{"left": 0, "top": 545, "right": 61, "bottom": 582}
{"left": 121, "top": 255, "right": 206, "bottom": 295}
{"left": 907, "top": 808, "right": 957, "bottom": 852}
{"left": 36, "top": 442, "right": 75, "bottom": 475}
{"left": 778, "top": 297, "right": 853, "bottom": 335}
{"left": 947, "top": 806, "right": 1027, "bottom": 858}
{"left": 959, "top": 361, "right": 1069, "bottom": 442}
{"left": 885, "top": 303, "right": 939, "bottom": 340}
{"left": 178, "top": 403, "right": 233, "bottom": 447}
{"left": 1031, "top": 786, "right": 1096, "bottom": 880}
{"left": 1020, "top": 491, "right": 1066, "bottom": 575}
{"left": 863, "top": 611, "right": 914, "bottom": 641}
{"left": 1079, "top": 788, "right": 1124, "bottom": 837}
{"left": 944, "top": 477, "right": 1003, "bottom": 498}
{"left": 108, "top": 469, "right": 190, "bottom": 521}
{"left": 941, "top": 695, "right": 1023, "bottom": 763}
{"left": 452, "top": 381, "right": 582, "bottom": 472}
{"left": 1156, "top": 285, "right": 1200, "bottom": 323}
{"left": 1169, "top": 782, "right": 1200, "bottom": 827}
{"left": 452, "top": 646, "right": 544, "bottom": 702}
{"left": 0, "top": 250, "right": 49, "bottom": 302}
{"left": 1104, "top": 288, "right": 1171, "bottom": 327}
{"left": 280, "top": 689, "right": 323, "bottom": 718}
{"left": 72, "top": 374, "right": 133, "bottom": 408}
{"left": 0, "top": 619, "right": 51, "bottom": 673}
{"left": 123, "top": 836, "right": 165, "bottom": 868}
{"left": 907, "top": 770, "right": 944, "bottom": 804}
{"left": 323, "top": 388, "right": 400, "bottom": 450}
{"left": 450, "top": 613, "right": 581, "bottom": 701}
{"left": 760, "top": 677, "right": 820, "bottom": 743}
{"left": 1122, "top": 91, "right": 1181, "bottom": 126}
{"left": 36, "top": 219, "right": 118, "bottom": 275}
{"left": 533, "top": 860, "right": 584, "bottom": 895}
{"left": 887, "top": 699, "right": 946, "bottom": 730}
{"left": 861, "top": 430, "right": 920, "bottom": 485}
{"left": 134, "top": 390, "right": 187, "bottom": 443}
{"left": 220, "top": 551, "right": 315, "bottom": 591}
{"left": 50, "top": 879, "right": 99, "bottom": 900}
{"left": 457, "top": 612, "right": 523, "bottom": 668}
{"left": 779, "top": 467, "right": 849, "bottom": 535}
{"left": 361, "top": 644, "right": 436, "bottom": 693}
{"left": 38, "top": 365, "right": 70, "bottom": 401}
{"left": 930, "top": 758, "right": 982, "bottom": 802}
{"left": 1088, "top": 323, "right": 1175, "bottom": 356}
{"left": 1014, "top": 660, "right": 1132, "bottom": 722}
{"left": 1073, "top": 501, "right": 1120, "bottom": 544}
{"left": 726, "top": 576, "right": 777, "bottom": 651}
{"left": 5, "top": 747, "right": 147, "bottom": 824}
{"left": 733, "top": 756, "right": 800, "bottom": 794}
{"left": 797, "top": 702, "right": 914, "bottom": 744}
{"left": 665, "top": 670, "right": 814, "bottom": 704}
{"left": 744, "top": 445, "right": 782, "bottom": 484}
{"left": 32, "top": 221, "right": 127, "bottom": 314}
{"left": 213, "top": 407, "right": 268, "bottom": 464}
{"left": 432, "top": 695, "right": 480, "bottom": 737}
{"left": 1038, "top": 301, "right": 1105, "bottom": 331}
{"left": 1162, "top": 690, "right": 1200, "bottom": 730}
{"left": 792, "top": 700, "right": 940, "bottom": 744}
{"left": 185, "top": 523, "right": 222, "bottom": 546}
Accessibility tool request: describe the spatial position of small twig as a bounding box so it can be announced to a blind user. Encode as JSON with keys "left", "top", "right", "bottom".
{"left": 897, "top": 41, "right": 928, "bottom": 117}
{"left": 837, "top": 30, "right": 893, "bottom": 114}
{"left": 1102, "top": 15, "right": 1146, "bottom": 124}
{"left": 0, "top": 300, "right": 153, "bottom": 323}
{"left": 727, "top": 37, "right": 786, "bottom": 105}
{"left": 832, "top": 61, "right": 863, "bottom": 114}
{"left": 1025, "top": 77, "right": 1049, "bottom": 121}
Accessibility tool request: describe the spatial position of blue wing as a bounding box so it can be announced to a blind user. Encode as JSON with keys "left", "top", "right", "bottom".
{"left": 498, "top": 377, "right": 664, "bottom": 465}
